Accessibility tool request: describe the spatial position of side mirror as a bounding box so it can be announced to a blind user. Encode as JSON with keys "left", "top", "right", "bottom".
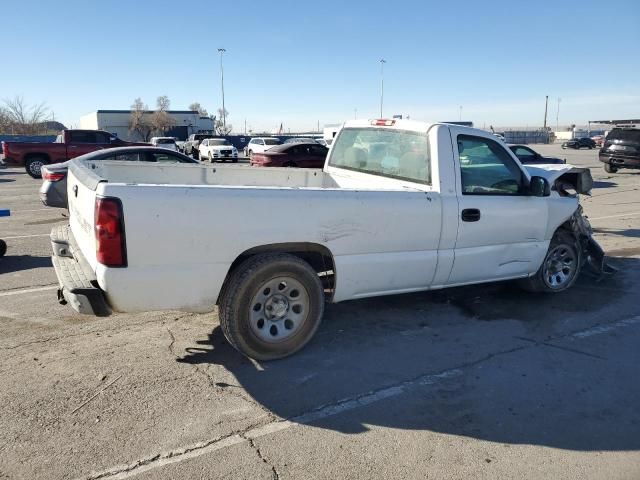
{"left": 529, "top": 176, "right": 550, "bottom": 197}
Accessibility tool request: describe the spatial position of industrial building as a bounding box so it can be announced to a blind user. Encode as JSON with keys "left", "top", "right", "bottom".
{"left": 79, "top": 110, "right": 214, "bottom": 141}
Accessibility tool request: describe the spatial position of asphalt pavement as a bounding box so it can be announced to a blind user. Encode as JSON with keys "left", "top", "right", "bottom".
{"left": 1, "top": 145, "right": 639, "bottom": 479}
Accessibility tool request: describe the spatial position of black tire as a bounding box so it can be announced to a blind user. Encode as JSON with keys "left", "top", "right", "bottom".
{"left": 0, "top": 239, "right": 6, "bottom": 257}
{"left": 218, "top": 253, "right": 325, "bottom": 360}
{"left": 192, "top": 149, "right": 199, "bottom": 160}
{"left": 604, "top": 162, "right": 618, "bottom": 174}
{"left": 248, "top": 150, "right": 253, "bottom": 159}
{"left": 25, "top": 156, "right": 46, "bottom": 179}
{"left": 518, "top": 230, "right": 581, "bottom": 293}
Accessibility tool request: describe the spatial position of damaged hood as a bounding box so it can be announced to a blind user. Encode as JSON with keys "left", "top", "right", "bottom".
{"left": 524, "top": 164, "right": 593, "bottom": 195}
{"left": 524, "top": 163, "right": 575, "bottom": 182}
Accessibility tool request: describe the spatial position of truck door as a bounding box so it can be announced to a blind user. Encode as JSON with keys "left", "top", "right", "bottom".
{"left": 447, "top": 132, "right": 549, "bottom": 285}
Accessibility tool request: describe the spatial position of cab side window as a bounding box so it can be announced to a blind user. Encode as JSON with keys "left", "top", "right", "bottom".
{"left": 457, "top": 135, "right": 524, "bottom": 195}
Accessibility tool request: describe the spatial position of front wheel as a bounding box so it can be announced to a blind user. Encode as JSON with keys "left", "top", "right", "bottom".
{"left": 25, "top": 157, "right": 46, "bottom": 178}
{"left": 0, "top": 239, "right": 6, "bottom": 257}
{"left": 208, "top": 152, "right": 214, "bottom": 163}
{"left": 218, "top": 253, "right": 325, "bottom": 360}
{"left": 518, "top": 230, "right": 581, "bottom": 293}
{"left": 604, "top": 162, "right": 618, "bottom": 173}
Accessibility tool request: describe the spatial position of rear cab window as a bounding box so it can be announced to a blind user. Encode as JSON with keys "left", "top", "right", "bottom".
{"left": 328, "top": 127, "right": 431, "bottom": 185}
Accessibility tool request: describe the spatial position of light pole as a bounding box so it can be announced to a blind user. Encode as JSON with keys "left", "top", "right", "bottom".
{"left": 217, "top": 48, "right": 226, "bottom": 130}
{"left": 556, "top": 97, "right": 561, "bottom": 131}
{"left": 379, "top": 59, "right": 386, "bottom": 118}
{"left": 459, "top": 105, "right": 463, "bottom": 121}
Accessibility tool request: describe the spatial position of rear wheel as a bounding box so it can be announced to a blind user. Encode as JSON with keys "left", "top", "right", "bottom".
{"left": 604, "top": 162, "right": 618, "bottom": 173}
{"left": 218, "top": 253, "right": 324, "bottom": 360}
{"left": 518, "top": 230, "right": 581, "bottom": 293}
{"left": 25, "top": 156, "right": 46, "bottom": 179}
{"left": 0, "top": 239, "right": 6, "bottom": 257}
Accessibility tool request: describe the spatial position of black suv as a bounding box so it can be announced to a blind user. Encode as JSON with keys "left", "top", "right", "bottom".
{"left": 562, "top": 137, "right": 596, "bottom": 149}
{"left": 599, "top": 128, "right": 640, "bottom": 173}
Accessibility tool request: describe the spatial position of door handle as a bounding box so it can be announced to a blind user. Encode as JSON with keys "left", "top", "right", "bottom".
{"left": 461, "top": 208, "right": 481, "bottom": 222}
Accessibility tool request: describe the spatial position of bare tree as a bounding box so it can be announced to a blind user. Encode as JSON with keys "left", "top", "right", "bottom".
{"left": 215, "top": 107, "right": 232, "bottom": 135}
{"left": 188, "top": 102, "right": 208, "bottom": 116}
{"left": 129, "top": 97, "right": 153, "bottom": 141}
{"left": 1, "top": 96, "right": 49, "bottom": 134}
{"left": 151, "top": 95, "right": 175, "bottom": 135}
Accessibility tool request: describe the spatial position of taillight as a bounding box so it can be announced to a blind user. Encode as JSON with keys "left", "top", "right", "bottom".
{"left": 95, "top": 197, "right": 127, "bottom": 267}
{"left": 372, "top": 119, "right": 396, "bottom": 126}
{"left": 42, "top": 169, "right": 65, "bottom": 182}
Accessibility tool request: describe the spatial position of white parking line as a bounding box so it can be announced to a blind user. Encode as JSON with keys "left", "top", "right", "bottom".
{"left": 0, "top": 285, "right": 57, "bottom": 297}
{"left": 571, "top": 315, "right": 640, "bottom": 339}
{"left": 84, "top": 369, "right": 462, "bottom": 480}
{"left": 590, "top": 212, "right": 640, "bottom": 221}
{"left": 3, "top": 233, "right": 50, "bottom": 240}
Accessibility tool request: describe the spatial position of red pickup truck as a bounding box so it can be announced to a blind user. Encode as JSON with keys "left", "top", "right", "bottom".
{"left": 1, "top": 129, "right": 146, "bottom": 178}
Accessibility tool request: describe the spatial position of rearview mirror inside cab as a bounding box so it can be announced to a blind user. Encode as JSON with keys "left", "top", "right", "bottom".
{"left": 529, "top": 176, "right": 550, "bottom": 197}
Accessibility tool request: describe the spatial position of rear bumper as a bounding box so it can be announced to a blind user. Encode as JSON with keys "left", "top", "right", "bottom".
{"left": 51, "top": 224, "right": 110, "bottom": 316}
{"left": 599, "top": 153, "right": 640, "bottom": 169}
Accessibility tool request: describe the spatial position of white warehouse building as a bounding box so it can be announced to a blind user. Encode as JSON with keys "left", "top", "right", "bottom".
{"left": 79, "top": 110, "right": 215, "bottom": 141}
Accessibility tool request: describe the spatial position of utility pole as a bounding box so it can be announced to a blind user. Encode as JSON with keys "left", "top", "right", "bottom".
{"left": 217, "top": 48, "right": 226, "bottom": 130}
{"left": 459, "top": 105, "right": 463, "bottom": 121}
{"left": 556, "top": 97, "right": 561, "bottom": 131}
{"left": 244, "top": 118, "right": 247, "bottom": 135}
{"left": 379, "top": 59, "right": 386, "bottom": 118}
{"left": 543, "top": 95, "right": 549, "bottom": 130}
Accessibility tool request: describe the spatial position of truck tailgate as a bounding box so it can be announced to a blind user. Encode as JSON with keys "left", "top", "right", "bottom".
{"left": 67, "top": 161, "right": 101, "bottom": 271}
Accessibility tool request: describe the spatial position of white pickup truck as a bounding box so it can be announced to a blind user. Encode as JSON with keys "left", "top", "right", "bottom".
{"left": 51, "top": 119, "right": 605, "bottom": 360}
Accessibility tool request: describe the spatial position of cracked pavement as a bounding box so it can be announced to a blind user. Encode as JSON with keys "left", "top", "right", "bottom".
{"left": 1, "top": 145, "right": 640, "bottom": 479}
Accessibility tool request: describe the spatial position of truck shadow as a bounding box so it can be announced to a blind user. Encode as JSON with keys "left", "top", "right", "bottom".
{"left": 0, "top": 255, "right": 52, "bottom": 274}
{"left": 177, "top": 256, "right": 640, "bottom": 451}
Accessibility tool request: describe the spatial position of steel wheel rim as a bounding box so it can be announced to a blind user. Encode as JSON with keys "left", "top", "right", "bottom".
{"left": 249, "top": 276, "right": 310, "bottom": 343}
{"left": 30, "top": 161, "right": 43, "bottom": 176}
{"left": 543, "top": 244, "right": 577, "bottom": 289}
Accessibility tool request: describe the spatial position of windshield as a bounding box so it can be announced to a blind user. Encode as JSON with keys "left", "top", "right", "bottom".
{"left": 210, "top": 139, "right": 232, "bottom": 146}
{"left": 264, "top": 139, "right": 281, "bottom": 145}
{"left": 328, "top": 127, "right": 431, "bottom": 184}
{"left": 156, "top": 139, "right": 175, "bottom": 144}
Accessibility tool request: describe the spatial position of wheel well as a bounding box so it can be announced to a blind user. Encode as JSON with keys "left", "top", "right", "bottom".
{"left": 218, "top": 243, "right": 336, "bottom": 304}
{"left": 24, "top": 153, "right": 50, "bottom": 163}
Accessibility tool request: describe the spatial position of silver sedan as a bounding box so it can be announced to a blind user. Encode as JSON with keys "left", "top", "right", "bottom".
{"left": 39, "top": 147, "right": 199, "bottom": 208}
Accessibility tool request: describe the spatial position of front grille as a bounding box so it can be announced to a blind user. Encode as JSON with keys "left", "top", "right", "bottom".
{"left": 221, "top": 150, "right": 232, "bottom": 155}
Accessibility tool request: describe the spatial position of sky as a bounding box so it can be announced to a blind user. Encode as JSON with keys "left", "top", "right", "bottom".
{"left": 2, "top": 0, "right": 639, "bottom": 132}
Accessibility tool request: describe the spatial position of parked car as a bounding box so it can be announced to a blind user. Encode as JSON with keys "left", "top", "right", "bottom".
{"left": 175, "top": 140, "right": 186, "bottom": 152}
{"left": 250, "top": 143, "right": 328, "bottom": 168}
{"left": 599, "top": 127, "right": 640, "bottom": 173}
{"left": 51, "top": 119, "right": 603, "bottom": 361}
{"left": 40, "top": 147, "right": 198, "bottom": 208}
{"left": 183, "top": 133, "right": 216, "bottom": 159}
{"left": 245, "top": 137, "right": 282, "bottom": 158}
{"left": 509, "top": 145, "right": 566, "bottom": 164}
{"left": 591, "top": 135, "right": 605, "bottom": 147}
{"left": 562, "top": 138, "right": 596, "bottom": 149}
{"left": 150, "top": 137, "right": 178, "bottom": 151}
{"left": 198, "top": 138, "right": 239, "bottom": 162}
{"left": 0, "top": 129, "right": 147, "bottom": 178}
